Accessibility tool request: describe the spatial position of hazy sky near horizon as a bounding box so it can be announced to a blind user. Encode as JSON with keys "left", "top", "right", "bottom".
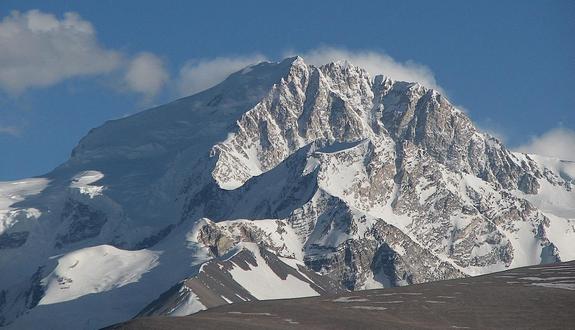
{"left": 1, "top": 0, "right": 574, "bottom": 180}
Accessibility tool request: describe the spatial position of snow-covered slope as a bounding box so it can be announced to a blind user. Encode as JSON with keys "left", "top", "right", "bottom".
{"left": 136, "top": 242, "right": 343, "bottom": 317}
{"left": 1, "top": 57, "right": 574, "bottom": 329}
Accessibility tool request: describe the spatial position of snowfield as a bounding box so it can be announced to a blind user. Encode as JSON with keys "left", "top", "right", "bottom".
{"left": 40, "top": 245, "right": 160, "bottom": 305}
{"left": 226, "top": 243, "right": 319, "bottom": 300}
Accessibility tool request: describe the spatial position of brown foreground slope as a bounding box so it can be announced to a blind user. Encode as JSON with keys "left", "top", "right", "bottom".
{"left": 107, "top": 261, "right": 575, "bottom": 330}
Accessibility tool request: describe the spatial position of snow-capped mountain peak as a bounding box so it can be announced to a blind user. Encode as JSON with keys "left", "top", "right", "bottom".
{"left": 1, "top": 57, "right": 573, "bottom": 329}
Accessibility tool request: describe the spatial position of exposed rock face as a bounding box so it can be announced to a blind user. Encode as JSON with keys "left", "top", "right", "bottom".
{"left": 55, "top": 200, "right": 108, "bottom": 248}
{"left": 0, "top": 232, "right": 29, "bottom": 249}
{"left": 0, "top": 266, "right": 46, "bottom": 327}
{"left": 181, "top": 57, "right": 567, "bottom": 290}
{"left": 1, "top": 57, "right": 573, "bottom": 329}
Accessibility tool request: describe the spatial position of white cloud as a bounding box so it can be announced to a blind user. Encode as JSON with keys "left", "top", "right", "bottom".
{"left": 0, "top": 10, "right": 121, "bottom": 94}
{"left": 516, "top": 127, "right": 575, "bottom": 161}
{"left": 124, "top": 52, "right": 169, "bottom": 99}
{"left": 294, "top": 47, "right": 444, "bottom": 94}
{"left": 0, "top": 124, "right": 21, "bottom": 136}
{"left": 0, "top": 17, "right": 443, "bottom": 103}
{"left": 176, "top": 54, "right": 267, "bottom": 96}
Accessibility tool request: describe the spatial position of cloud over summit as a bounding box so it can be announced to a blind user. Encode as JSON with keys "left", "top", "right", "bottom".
{"left": 0, "top": 9, "right": 444, "bottom": 104}
{"left": 124, "top": 53, "right": 169, "bottom": 99}
{"left": 296, "top": 47, "right": 444, "bottom": 94}
{"left": 516, "top": 127, "right": 575, "bottom": 161}
{"left": 176, "top": 55, "right": 267, "bottom": 96}
{"left": 174, "top": 47, "right": 444, "bottom": 98}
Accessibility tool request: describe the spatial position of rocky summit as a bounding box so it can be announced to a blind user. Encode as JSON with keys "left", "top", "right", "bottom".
{"left": 1, "top": 57, "right": 574, "bottom": 329}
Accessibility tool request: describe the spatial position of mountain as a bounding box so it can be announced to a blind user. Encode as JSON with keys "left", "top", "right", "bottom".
{"left": 108, "top": 260, "right": 575, "bottom": 330}
{"left": 0, "top": 57, "right": 574, "bottom": 329}
{"left": 135, "top": 242, "right": 344, "bottom": 317}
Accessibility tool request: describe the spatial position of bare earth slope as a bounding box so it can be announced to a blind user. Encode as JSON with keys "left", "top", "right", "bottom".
{"left": 109, "top": 261, "right": 575, "bottom": 330}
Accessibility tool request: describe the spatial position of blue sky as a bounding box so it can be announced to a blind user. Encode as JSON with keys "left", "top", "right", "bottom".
{"left": 1, "top": 0, "right": 574, "bottom": 180}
